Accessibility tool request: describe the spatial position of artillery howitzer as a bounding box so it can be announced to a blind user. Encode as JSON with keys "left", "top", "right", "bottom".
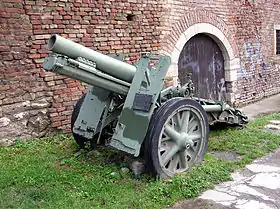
{"left": 43, "top": 35, "right": 248, "bottom": 178}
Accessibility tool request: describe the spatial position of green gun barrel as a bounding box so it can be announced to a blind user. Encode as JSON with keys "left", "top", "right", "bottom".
{"left": 48, "top": 34, "right": 137, "bottom": 83}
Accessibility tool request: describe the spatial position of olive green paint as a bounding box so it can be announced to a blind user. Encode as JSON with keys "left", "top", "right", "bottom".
{"left": 119, "top": 107, "right": 149, "bottom": 143}
{"left": 110, "top": 54, "right": 171, "bottom": 156}
{"left": 73, "top": 86, "right": 111, "bottom": 139}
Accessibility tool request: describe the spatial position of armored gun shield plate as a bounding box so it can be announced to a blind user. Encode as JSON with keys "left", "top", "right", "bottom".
{"left": 146, "top": 98, "right": 209, "bottom": 178}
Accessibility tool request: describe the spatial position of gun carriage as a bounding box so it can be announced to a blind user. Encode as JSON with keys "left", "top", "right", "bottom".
{"left": 43, "top": 34, "right": 248, "bottom": 178}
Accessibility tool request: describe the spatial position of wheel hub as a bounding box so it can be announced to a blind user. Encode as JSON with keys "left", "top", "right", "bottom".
{"left": 177, "top": 133, "right": 194, "bottom": 150}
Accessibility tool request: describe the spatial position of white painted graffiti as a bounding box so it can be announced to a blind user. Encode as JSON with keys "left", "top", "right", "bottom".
{"left": 237, "top": 41, "right": 267, "bottom": 78}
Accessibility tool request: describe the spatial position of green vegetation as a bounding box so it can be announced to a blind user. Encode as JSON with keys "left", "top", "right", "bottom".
{"left": 1, "top": 113, "right": 280, "bottom": 209}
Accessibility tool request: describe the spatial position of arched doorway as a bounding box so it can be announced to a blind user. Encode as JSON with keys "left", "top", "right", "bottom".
{"left": 178, "top": 33, "right": 226, "bottom": 101}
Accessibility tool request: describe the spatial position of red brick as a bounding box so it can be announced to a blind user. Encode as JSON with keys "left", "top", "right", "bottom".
{"left": 63, "top": 129, "right": 71, "bottom": 133}
{"left": 151, "top": 43, "right": 161, "bottom": 47}
{"left": 66, "top": 82, "right": 80, "bottom": 88}
{"left": 24, "top": 5, "right": 32, "bottom": 9}
{"left": 32, "top": 45, "right": 41, "bottom": 49}
{"left": 6, "top": 8, "right": 25, "bottom": 14}
{"left": 57, "top": 107, "right": 66, "bottom": 112}
{"left": 62, "top": 120, "right": 71, "bottom": 125}
{"left": 0, "top": 0, "right": 279, "bottom": 140}
{"left": 64, "top": 15, "right": 72, "bottom": 20}
{"left": 31, "top": 20, "right": 41, "bottom": 25}
{"left": 29, "top": 54, "right": 41, "bottom": 59}
{"left": 0, "top": 46, "right": 10, "bottom": 52}
{"left": 51, "top": 121, "right": 62, "bottom": 128}
{"left": 56, "top": 7, "right": 63, "bottom": 11}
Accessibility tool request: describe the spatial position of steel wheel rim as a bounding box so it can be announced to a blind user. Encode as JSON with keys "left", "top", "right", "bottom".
{"left": 157, "top": 106, "right": 206, "bottom": 176}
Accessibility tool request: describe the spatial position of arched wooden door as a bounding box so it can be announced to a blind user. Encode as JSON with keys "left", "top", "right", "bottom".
{"left": 178, "top": 33, "right": 226, "bottom": 101}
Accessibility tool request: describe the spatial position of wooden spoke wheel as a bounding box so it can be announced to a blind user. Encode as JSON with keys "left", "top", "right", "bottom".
{"left": 146, "top": 98, "right": 209, "bottom": 178}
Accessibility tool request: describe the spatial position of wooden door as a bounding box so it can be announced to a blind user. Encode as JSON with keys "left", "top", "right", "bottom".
{"left": 178, "top": 33, "right": 226, "bottom": 101}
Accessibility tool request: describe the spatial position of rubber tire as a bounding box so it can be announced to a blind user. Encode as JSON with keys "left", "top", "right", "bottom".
{"left": 144, "top": 98, "right": 181, "bottom": 172}
{"left": 71, "top": 94, "right": 88, "bottom": 148}
{"left": 146, "top": 98, "right": 209, "bottom": 179}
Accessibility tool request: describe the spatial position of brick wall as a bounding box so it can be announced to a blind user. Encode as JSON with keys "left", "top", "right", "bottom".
{"left": 1, "top": 0, "right": 280, "bottom": 144}
{"left": 159, "top": 0, "right": 280, "bottom": 106}
{"left": 232, "top": 0, "right": 280, "bottom": 105}
{"left": 0, "top": 0, "right": 164, "bottom": 145}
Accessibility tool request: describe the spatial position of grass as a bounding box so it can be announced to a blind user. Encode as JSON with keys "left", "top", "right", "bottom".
{"left": 1, "top": 113, "right": 280, "bottom": 209}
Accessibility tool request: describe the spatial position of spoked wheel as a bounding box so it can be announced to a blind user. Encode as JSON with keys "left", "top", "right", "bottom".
{"left": 146, "top": 98, "right": 209, "bottom": 179}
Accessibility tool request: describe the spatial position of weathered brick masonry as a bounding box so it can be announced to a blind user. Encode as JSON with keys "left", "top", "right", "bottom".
{"left": 0, "top": 0, "right": 164, "bottom": 145}
{"left": 232, "top": 0, "right": 280, "bottom": 103}
{"left": 1, "top": 0, "right": 280, "bottom": 144}
{"left": 159, "top": 0, "right": 280, "bottom": 106}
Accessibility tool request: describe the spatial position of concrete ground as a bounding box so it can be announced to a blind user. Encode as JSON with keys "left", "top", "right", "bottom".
{"left": 171, "top": 94, "right": 280, "bottom": 209}
{"left": 198, "top": 148, "right": 280, "bottom": 209}
{"left": 241, "top": 94, "right": 280, "bottom": 120}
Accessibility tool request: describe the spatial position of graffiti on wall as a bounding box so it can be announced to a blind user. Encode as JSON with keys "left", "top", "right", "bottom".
{"left": 237, "top": 41, "right": 267, "bottom": 78}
